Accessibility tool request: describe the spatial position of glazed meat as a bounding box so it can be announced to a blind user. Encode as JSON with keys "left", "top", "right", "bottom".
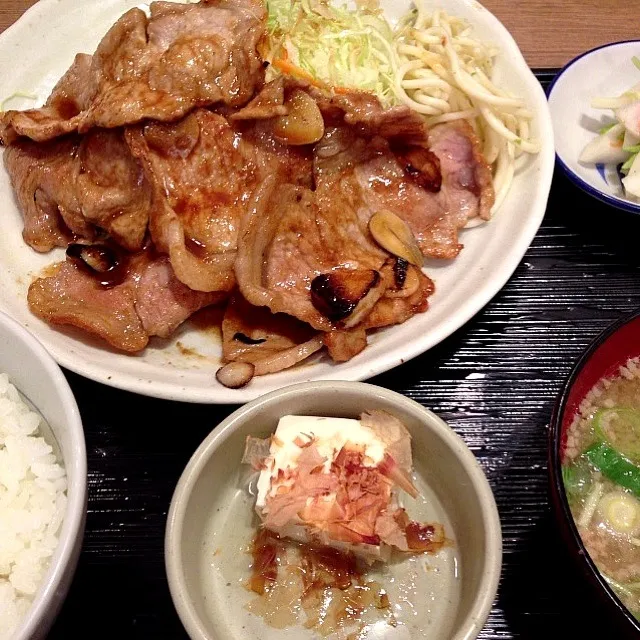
{"left": 243, "top": 78, "right": 431, "bottom": 141}
{"left": 4, "top": 136, "right": 85, "bottom": 252}
{"left": 428, "top": 120, "right": 494, "bottom": 222}
{"left": 4, "top": 129, "right": 152, "bottom": 253}
{"left": 323, "top": 328, "right": 368, "bottom": 363}
{"left": 310, "top": 87, "right": 430, "bottom": 142}
{"left": 1, "top": 0, "right": 267, "bottom": 143}
{"left": 235, "top": 136, "right": 436, "bottom": 338}
{"left": 27, "top": 253, "right": 222, "bottom": 352}
{"left": 127, "top": 111, "right": 248, "bottom": 294}
{"left": 0, "top": 0, "right": 501, "bottom": 377}
{"left": 75, "top": 130, "right": 152, "bottom": 251}
{"left": 236, "top": 182, "right": 335, "bottom": 331}
{"left": 235, "top": 180, "right": 397, "bottom": 332}
{"left": 314, "top": 121, "right": 493, "bottom": 260}
{"left": 126, "top": 109, "right": 312, "bottom": 293}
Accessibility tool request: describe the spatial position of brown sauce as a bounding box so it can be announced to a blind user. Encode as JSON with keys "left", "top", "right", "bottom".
{"left": 247, "top": 530, "right": 395, "bottom": 637}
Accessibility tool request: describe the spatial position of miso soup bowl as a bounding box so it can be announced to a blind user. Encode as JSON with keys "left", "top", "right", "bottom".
{"left": 549, "top": 308, "right": 640, "bottom": 636}
{"left": 165, "top": 381, "right": 502, "bottom": 640}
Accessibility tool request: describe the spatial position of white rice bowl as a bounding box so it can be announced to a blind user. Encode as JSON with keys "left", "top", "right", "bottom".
{"left": 0, "top": 373, "right": 67, "bottom": 639}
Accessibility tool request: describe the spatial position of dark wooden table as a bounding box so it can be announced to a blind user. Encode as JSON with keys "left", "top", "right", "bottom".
{"left": 2, "top": 3, "right": 639, "bottom": 639}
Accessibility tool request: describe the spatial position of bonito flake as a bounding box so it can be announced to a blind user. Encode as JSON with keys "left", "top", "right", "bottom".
{"left": 242, "top": 410, "right": 446, "bottom": 563}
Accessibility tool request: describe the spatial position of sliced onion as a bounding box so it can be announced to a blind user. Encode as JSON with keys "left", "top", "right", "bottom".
{"left": 579, "top": 123, "right": 628, "bottom": 165}
{"left": 253, "top": 336, "right": 324, "bottom": 375}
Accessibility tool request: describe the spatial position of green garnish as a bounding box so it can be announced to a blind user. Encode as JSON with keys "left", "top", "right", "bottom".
{"left": 562, "top": 458, "right": 592, "bottom": 502}
{"left": 633, "top": 56, "right": 640, "bottom": 71}
{"left": 599, "top": 123, "right": 617, "bottom": 135}
{"left": 593, "top": 407, "right": 640, "bottom": 461}
{"left": 623, "top": 144, "right": 640, "bottom": 154}
{"left": 621, "top": 152, "right": 639, "bottom": 176}
{"left": 585, "top": 442, "right": 640, "bottom": 497}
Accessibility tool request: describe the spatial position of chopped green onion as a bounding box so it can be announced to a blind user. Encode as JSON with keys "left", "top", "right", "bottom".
{"left": 599, "top": 123, "right": 617, "bottom": 135}
{"left": 621, "top": 152, "right": 639, "bottom": 175}
{"left": 596, "top": 491, "right": 640, "bottom": 534}
{"left": 585, "top": 442, "right": 640, "bottom": 498}
{"left": 633, "top": 56, "right": 640, "bottom": 71}
{"left": 562, "top": 458, "right": 592, "bottom": 502}
{"left": 623, "top": 144, "right": 640, "bottom": 154}
{"left": 593, "top": 407, "right": 640, "bottom": 460}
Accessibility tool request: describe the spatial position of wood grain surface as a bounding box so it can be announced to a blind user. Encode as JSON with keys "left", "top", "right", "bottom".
{"left": 0, "top": 0, "right": 637, "bottom": 68}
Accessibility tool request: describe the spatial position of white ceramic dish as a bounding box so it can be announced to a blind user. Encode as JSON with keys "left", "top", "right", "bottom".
{"left": 548, "top": 40, "right": 640, "bottom": 213}
{"left": 0, "top": 0, "right": 554, "bottom": 403}
{"left": 0, "top": 311, "right": 87, "bottom": 640}
{"left": 165, "top": 381, "right": 502, "bottom": 640}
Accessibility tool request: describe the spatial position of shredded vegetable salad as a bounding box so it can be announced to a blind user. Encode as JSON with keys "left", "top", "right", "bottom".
{"left": 579, "top": 57, "right": 640, "bottom": 201}
{"left": 264, "top": 0, "right": 399, "bottom": 105}
{"left": 265, "top": 0, "right": 539, "bottom": 215}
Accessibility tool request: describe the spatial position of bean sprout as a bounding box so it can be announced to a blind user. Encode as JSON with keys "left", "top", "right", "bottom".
{"left": 394, "top": 1, "right": 540, "bottom": 215}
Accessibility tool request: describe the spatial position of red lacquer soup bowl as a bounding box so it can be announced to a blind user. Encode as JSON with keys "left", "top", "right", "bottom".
{"left": 549, "top": 309, "right": 640, "bottom": 636}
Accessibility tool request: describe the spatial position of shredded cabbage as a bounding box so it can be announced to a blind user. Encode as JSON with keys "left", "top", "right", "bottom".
{"left": 265, "top": 0, "right": 399, "bottom": 105}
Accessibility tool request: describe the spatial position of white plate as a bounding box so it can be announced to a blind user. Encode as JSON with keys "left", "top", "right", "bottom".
{"left": 547, "top": 40, "right": 640, "bottom": 214}
{"left": 0, "top": 0, "right": 554, "bottom": 404}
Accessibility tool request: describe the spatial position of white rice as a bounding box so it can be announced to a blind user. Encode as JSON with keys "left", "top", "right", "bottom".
{"left": 0, "top": 374, "right": 67, "bottom": 639}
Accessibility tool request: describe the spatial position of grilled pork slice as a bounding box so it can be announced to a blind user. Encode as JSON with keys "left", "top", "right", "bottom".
{"left": 235, "top": 161, "right": 435, "bottom": 338}
{"left": 4, "top": 129, "right": 152, "bottom": 253}
{"left": 243, "top": 411, "right": 446, "bottom": 564}
{"left": 235, "top": 179, "right": 396, "bottom": 331}
{"left": 27, "top": 252, "right": 223, "bottom": 352}
{"left": 1, "top": 0, "right": 266, "bottom": 143}
{"left": 234, "top": 81, "right": 493, "bottom": 260}
{"left": 126, "top": 109, "right": 311, "bottom": 293}
{"left": 314, "top": 123, "right": 494, "bottom": 260}
{"left": 310, "top": 85, "right": 430, "bottom": 142}
{"left": 4, "top": 136, "right": 84, "bottom": 252}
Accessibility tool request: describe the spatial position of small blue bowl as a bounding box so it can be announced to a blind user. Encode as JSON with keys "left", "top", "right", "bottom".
{"left": 547, "top": 40, "right": 640, "bottom": 214}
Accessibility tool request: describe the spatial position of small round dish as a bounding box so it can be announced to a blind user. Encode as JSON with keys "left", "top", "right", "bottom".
{"left": 0, "top": 311, "right": 87, "bottom": 640}
{"left": 549, "top": 308, "right": 640, "bottom": 637}
{"left": 165, "top": 381, "right": 502, "bottom": 640}
{"left": 547, "top": 40, "right": 640, "bottom": 214}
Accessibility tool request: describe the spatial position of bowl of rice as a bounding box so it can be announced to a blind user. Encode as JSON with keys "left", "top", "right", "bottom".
{"left": 0, "top": 311, "right": 86, "bottom": 639}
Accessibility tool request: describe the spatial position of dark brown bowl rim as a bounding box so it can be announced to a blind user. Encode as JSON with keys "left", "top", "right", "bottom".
{"left": 549, "top": 307, "right": 640, "bottom": 633}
